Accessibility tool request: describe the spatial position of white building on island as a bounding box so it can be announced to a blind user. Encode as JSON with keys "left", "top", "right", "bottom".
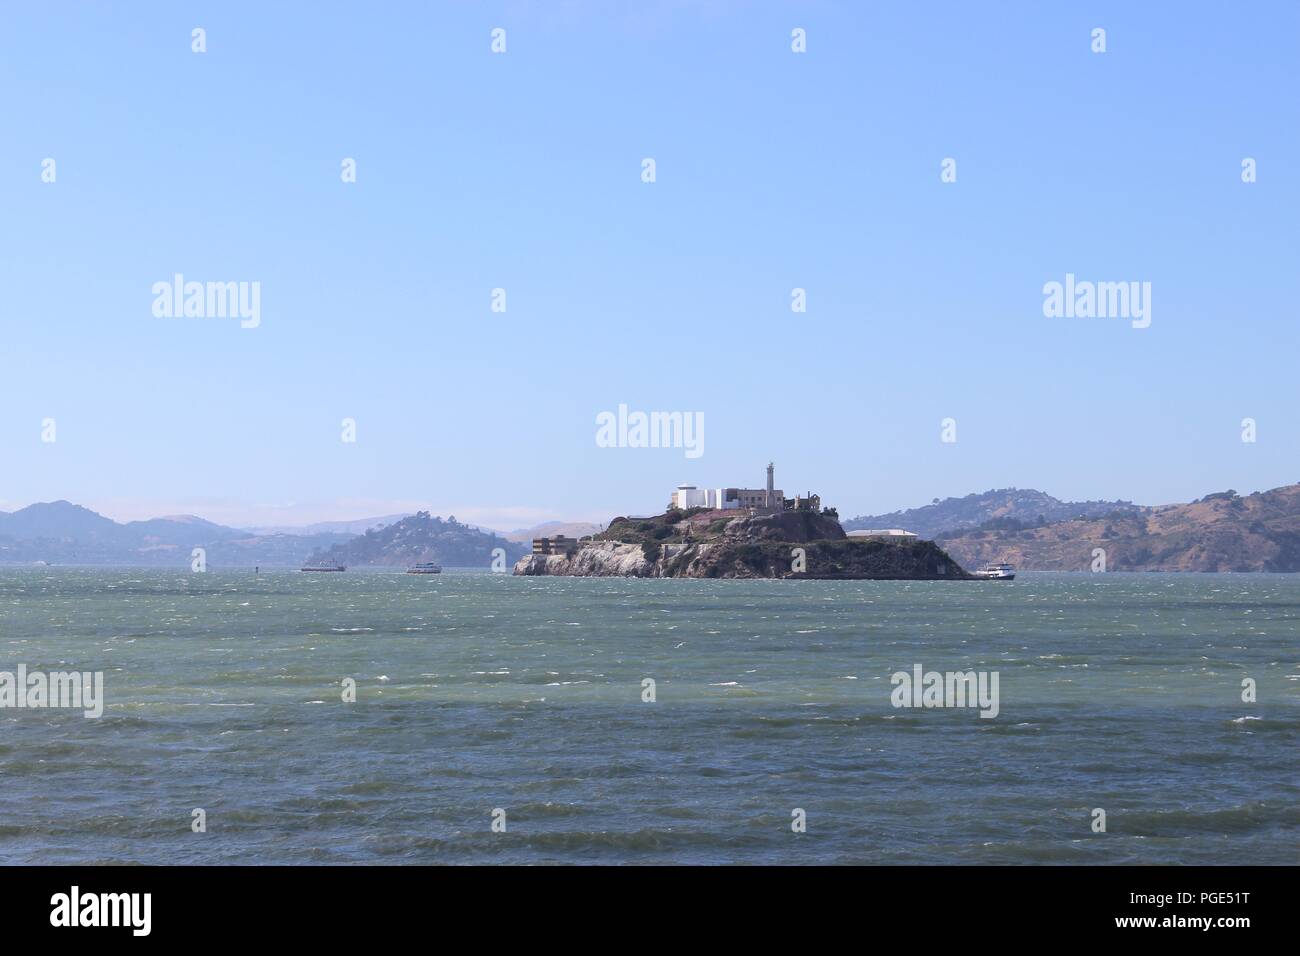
{"left": 670, "top": 462, "right": 822, "bottom": 514}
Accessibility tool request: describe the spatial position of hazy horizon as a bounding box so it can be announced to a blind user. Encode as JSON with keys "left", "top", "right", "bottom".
{"left": 1, "top": 473, "right": 1294, "bottom": 533}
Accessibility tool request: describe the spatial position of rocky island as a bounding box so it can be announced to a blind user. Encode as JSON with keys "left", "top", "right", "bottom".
{"left": 513, "top": 504, "right": 969, "bottom": 580}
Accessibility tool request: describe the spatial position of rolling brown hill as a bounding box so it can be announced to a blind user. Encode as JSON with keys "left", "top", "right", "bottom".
{"left": 937, "top": 484, "right": 1300, "bottom": 572}
{"left": 844, "top": 488, "right": 1142, "bottom": 539}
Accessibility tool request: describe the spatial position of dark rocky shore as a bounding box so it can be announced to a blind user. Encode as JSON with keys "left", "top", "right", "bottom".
{"left": 513, "top": 509, "right": 971, "bottom": 580}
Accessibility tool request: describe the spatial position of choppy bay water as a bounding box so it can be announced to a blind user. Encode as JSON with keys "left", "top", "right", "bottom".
{"left": 0, "top": 568, "right": 1296, "bottom": 865}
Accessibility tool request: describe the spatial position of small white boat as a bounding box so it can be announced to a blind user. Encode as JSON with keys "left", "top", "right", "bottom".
{"left": 974, "top": 563, "right": 1016, "bottom": 580}
{"left": 406, "top": 562, "right": 442, "bottom": 575}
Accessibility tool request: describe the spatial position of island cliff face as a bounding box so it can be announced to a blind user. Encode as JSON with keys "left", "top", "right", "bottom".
{"left": 513, "top": 509, "right": 970, "bottom": 580}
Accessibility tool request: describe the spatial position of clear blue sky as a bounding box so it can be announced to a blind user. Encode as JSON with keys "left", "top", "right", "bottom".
{"left": 2, "top": 2, "right": 1297, "bottom": 529}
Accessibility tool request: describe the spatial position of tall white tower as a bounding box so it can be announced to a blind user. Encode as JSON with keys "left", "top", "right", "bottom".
{"left": 766, "top": 462, "right": 774, "bottom": 508}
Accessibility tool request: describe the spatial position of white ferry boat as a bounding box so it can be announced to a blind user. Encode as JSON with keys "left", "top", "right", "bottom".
{"left": 406, "top": 562, "right": 442, "bottom": 575}
{"left": 974, "top": 563, "right": 1016, "bottom": 580}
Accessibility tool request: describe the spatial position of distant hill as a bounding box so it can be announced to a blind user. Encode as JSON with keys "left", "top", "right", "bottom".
{"left": 503, "top": 520, "right": 603, "bottom": 543}
{"left": 125, "top": 515, "right": 245, "bottom": 544}
{"left": 0, "top": 500, "right": 125, "bottom": 542}
{"left": 243, "top": 514, "right": 410, "bottom": 536}
{"left": 843, "top": 488, "right": 1143, "bottom": 539}
{"left": 937, "top": 484, "right": 1300, "bottom": 572}
{"left": 202, "top": 531, "right": 355, "bottom": 567}
{"left": 0, "top": 501, "right": 348, "bottom": 567}
{"left": 306, "top": 512, "right": 529, "bottom": 568}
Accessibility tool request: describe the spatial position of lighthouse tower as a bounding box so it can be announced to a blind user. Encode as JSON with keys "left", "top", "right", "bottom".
{"left": 766, "top": 462, "right": 775, "bottom": 509}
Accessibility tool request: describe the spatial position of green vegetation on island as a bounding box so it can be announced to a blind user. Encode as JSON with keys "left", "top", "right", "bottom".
{"left": 516, "top": 507, "right": 970, "bottom": 580}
